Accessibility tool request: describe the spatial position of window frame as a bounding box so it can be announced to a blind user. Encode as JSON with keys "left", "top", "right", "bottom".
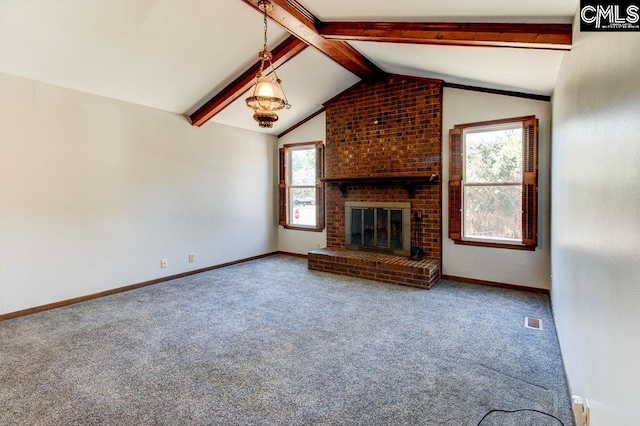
{"left": 278, "top": 141, "right": 325, "bottom": 232}
{"left": 448, "top": 116, "right": 538, "bottom": 250}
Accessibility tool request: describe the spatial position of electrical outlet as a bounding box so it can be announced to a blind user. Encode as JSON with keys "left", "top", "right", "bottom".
{"left": 161, "top": 258, "right": 168, "bottom": 268}
{"left": 188, "top": 253, "right": 195, "bottom": 263}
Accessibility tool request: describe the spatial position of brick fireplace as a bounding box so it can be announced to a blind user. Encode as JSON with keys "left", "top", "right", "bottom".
{"left": 308, "top": 75, "right": 443, "bottom": 289}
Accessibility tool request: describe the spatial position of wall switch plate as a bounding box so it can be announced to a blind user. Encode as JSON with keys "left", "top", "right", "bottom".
{"left": 188, "top": 253, "right": 195, "bottom": 263}
{"left": 161, "top": 258, "right": 168, "bottom": 268}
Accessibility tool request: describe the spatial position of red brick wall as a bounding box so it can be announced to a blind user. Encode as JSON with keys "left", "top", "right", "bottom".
{"left": 325, "top": 75, "right": 443, "bottom": 260}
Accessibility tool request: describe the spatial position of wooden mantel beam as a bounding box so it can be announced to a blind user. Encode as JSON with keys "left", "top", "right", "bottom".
{"left": 242, "top": 0, "right": 386, "bottom": 81}
{"left": 189, "top": 35, "right": 307, "bottom": 127}
{"left": 318, "top": 22, "right": 573, "bottom": 51}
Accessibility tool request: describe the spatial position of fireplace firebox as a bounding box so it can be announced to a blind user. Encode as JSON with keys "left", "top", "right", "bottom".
{"left": 344, "top": 201, "right": 411, "bottom": 256}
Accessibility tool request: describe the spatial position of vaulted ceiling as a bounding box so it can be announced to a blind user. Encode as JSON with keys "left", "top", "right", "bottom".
{"left": 0, "top": 0, "right": 578, "bottom": 135}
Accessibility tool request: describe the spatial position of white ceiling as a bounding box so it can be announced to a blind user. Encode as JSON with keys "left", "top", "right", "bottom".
{"left": 351, "top": 41, "right": 566, "bottom": 96}
{"left": 0, "top": 0, "right": 579, "bottom": 135}
{"left": 0, "top": 0, "right": 288, "bottom": 113}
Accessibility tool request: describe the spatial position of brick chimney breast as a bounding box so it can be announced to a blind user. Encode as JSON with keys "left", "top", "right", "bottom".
{"left": 324, "top": 75, "right": 443, "bottom": 260}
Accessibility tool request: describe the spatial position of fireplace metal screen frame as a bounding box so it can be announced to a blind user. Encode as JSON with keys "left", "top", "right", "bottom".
{"left": 344, "top": 201, "right": 412, "bottom": 256}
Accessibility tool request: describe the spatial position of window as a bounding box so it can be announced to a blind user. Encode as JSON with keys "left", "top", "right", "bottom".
{"left": 278, "top": 142, "right": 324, "bottom": 231}
{"left": 449, "top": 116, "right": 538, "bottom": 250}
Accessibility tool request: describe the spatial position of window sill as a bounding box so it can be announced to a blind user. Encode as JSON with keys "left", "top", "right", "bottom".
{"left": 452, "top": 239, "right": 536, "bottom": 251}
{"left": 283, "top": 224, "right": 325, "bottom": 232}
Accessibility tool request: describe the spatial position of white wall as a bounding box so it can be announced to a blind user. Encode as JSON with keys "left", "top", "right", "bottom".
{"left": 0, "top": 72, "right": 278, "bottom": 315}
{"left": 442, "top": 87, "right": 552, "bottom": 289}
{"left": 277, "top": 112, "right": 327, "bottom": 254}
{"left": 551, "top": 17, "right": 640, "bottom": 426}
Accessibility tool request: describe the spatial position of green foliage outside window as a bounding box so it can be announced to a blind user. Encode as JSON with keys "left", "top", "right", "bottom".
{"left": 464, "top": 127, "right": 523, "bottom": 240}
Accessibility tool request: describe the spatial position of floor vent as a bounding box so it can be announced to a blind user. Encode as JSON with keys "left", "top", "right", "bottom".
{"left": 525, "top": 316, "right": 543, "bottom": 330}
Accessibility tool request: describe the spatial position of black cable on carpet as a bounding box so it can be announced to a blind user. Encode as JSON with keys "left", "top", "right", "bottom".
{"left": 477, "top": 408, "right": 566, "bottom": 425}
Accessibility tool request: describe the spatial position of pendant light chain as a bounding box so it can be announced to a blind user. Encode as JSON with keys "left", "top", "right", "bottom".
{"left": 263, "top": 6, "right": 281, "bottom": 93}
{"left": 258, "top": 2, "right": 268, "bottom": 75}
{"left": 263, "top": 5, "right": 268, "bottom": 53}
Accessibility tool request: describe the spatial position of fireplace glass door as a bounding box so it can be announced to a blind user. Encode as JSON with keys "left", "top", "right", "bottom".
{"left": 350, "top": 207, "right": 404, "bottom": 251}
{"left": 345, "top": 201, "right": 411, "bottom": 256}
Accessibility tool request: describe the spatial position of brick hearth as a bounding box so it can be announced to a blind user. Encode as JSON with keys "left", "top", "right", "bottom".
{"left": 308, "top": 248, "right": 440, "bottom": 289}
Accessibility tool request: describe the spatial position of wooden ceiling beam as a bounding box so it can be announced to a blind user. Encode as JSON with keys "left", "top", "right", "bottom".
{"left": 191, "top": 5, "right": 570, "bottom": 127}
{"left": 189, "top": 35, "right": 307, "bottom": 127}
{"left": 318, "top": 22, "right": 572, "bottom": 51}
{"left": 242, "top": 0, "right": 386, "bottom": 81}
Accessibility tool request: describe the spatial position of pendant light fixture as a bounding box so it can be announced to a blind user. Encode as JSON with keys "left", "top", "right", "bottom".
{"left": 245, "top": 0, "right": 291, "bottom": 128}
